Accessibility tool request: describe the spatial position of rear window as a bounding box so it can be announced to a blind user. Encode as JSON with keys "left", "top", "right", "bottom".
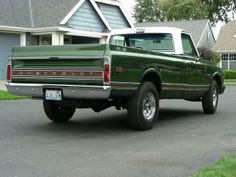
{"left": 110, "top": 33, "right": 174, "bottom": 52}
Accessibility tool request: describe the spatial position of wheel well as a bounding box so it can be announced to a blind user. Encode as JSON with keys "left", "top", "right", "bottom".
{"left": 213, "top": 75, "right": 222, "bottom": 91}
{"left": 142, "top": 73, "right": 162, "bottom": 94}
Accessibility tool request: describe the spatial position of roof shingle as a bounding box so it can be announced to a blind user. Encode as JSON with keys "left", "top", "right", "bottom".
{"left": 0, "top": 0, "right": 31, "bottom": 27}
{"left": 0, "top": 0, "right": 84, "bottom": 28}
{"left": 213, "top": 20, "right": 236, "bottom": 52}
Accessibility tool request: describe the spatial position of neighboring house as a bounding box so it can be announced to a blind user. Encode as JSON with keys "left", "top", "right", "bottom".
{"left": 214, "top": 20, "right": 236, "bottom": 70}
{"left": 0, "top": 0, "right": 133, "bottom": 79}
{"left": 135, "top": 19, "right": 216, "bottom": 49}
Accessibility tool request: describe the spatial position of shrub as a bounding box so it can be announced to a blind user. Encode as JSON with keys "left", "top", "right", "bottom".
{"left": 198, "top": 47, "right": 221, "bottom": 64}
{"left": 224, "top": 70, "right": 236, "bottom": 79}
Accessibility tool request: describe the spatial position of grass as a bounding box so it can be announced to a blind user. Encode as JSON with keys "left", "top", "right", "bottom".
{"left": 191, "top": 154, "right": 236, "bottom": 177}
{"left": 225, "top": 84, "right": 236, "bottom": 86}
{"left": 224, "top": 79, "right": 236, "bottom": 86}
{"left": 225, "top": 79, "right": 236, "bottom": 82}
{"left": 0, "top": 90, "right": 30, "bottom": 100}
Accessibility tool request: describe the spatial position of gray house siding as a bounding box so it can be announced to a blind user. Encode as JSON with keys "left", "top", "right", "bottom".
{"left": 66, "top": 0, "right": 107, "bottom": 32}
{"left": 198, "top": 25, "right": 215, "bottom": 49}
{"left": 0, "top": 33, "right": 20, "bottom": 79}
{"left": 97, "top": 2, "right": 130, "bottom": 29}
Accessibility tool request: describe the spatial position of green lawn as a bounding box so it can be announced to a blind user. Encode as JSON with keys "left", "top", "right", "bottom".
{"left": 225, "top": 79, "right": 236, "bottom": 82}
{"left": 0, "top": 90, "right": 30, "bottom": 100}
{"left": 191, "top": 154, "right": 236, "bottom": 177}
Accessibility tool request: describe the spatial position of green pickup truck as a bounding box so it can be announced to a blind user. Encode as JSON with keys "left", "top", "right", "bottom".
{"left": 6, "top": 27, "right": 225, "bottom": 130}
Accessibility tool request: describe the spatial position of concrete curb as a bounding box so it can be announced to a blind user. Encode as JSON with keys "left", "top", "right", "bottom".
{"left": 0, "top": 80, "right": 7, "bottom": 91}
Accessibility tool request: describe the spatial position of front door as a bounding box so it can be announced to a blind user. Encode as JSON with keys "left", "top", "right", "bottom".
{"left": 181, "top": 33, "right": 207, "bottom": 99}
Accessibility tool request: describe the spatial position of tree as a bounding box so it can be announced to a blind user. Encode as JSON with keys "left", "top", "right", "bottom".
{"left": 202, "top": 0, "right": 236, "bottom": 25}
{"left": 134, "top": 0, "right": 163, "bottom": 23}
{"left": 133, "top": 0, "right": 236, "bottom": 26}
{"left": 161, "top": 0, "right": 208, "bottom": 21}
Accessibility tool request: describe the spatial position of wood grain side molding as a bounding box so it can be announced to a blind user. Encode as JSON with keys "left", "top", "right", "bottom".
{"left": 162, "top": 83, "right": 210, "bottom": 92}
{"left": 111, "top": 82, "right": 140, "bottom": 90}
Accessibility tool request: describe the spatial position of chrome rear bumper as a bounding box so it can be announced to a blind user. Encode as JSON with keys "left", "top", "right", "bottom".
{"left": 6, "top": 83, "right": 111, "bottom": 99}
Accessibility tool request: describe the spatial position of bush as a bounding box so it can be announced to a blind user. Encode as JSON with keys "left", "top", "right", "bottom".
{"left": 198, "top": 47, "right": 221, "bottom": 64}
{"left": 224, "top": 70, "right": 236, "bottom": 79}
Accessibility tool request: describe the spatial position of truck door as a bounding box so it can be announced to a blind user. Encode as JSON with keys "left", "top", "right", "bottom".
{"left": 181, "top": 33, "right": 207, "bottom": 99}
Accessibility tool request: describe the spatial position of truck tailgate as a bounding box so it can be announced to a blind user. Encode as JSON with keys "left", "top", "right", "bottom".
{"left": 11, "top": 44, "right": 106, "bottom": 85}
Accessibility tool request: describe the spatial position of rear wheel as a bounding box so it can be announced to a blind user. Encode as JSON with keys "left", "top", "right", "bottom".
{"left": 202, "top": 80, "right": 219, "bottom": 114}
{"left": 43, "top": 100, "right": 75, "bottom": 122}
{"left": 128, "top": 82, "right": 159, "bottom": 130}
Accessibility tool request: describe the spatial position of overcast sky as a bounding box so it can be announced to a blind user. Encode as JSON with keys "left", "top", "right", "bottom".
{"left": 119, "top": 0, "right": 136, "bottom": 22}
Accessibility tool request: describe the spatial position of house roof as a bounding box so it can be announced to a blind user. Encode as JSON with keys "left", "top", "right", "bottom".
{"left": 0, "top": 0, "right": 79, "bottom": 28}
{"left": 31, "top": 0, "right": 80, "bottom": 28}
{"left": 0, "top": 0, "right": 131, "bottom": 29}
{"left": 135, "top": 19, "right": 213, "bottom": 46}
{"left": 0, "top": 0, "right": 32, "bottom": 28}
{"left": 213, "top": 20, "right": 236, "bottom": 52}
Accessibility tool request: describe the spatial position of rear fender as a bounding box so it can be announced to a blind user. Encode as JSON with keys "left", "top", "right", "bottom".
{"left": 140, "top": 68, "right": 162, "bottom": 94}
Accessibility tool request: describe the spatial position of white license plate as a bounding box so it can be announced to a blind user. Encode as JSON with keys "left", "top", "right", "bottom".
{"left": 45, "top": 90, "right": 62, "bottom": 101}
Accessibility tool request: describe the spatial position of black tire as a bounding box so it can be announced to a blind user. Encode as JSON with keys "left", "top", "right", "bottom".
{"left": 202, "top": 80, "right": 219, "bottom": 114}
{"left": 128, "top": 82, "right": 159, "bottom": 130}
{"left": 43, "top": 100, "right": 75, "bottom": 122}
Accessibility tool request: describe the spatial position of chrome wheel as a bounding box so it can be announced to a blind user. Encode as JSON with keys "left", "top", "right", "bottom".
{"left": 212, "top": 87, "right": 218, "bottom": 107}
{"left": 143, "top": 92, "right": 156, "bottom": 120}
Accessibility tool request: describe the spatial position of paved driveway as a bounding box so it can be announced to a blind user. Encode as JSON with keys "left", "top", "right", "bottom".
{"left": 0, "top": 87, "right": 235, "bottom": 177}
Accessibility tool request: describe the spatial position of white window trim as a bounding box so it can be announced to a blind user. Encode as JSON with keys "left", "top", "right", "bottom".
{"left": 61, "top": 27, "right": 107, "bottom": 38}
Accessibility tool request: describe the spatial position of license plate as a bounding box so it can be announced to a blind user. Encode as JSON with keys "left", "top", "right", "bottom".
{"left": 45, "top": 90, "right": 62, "bottom": 101}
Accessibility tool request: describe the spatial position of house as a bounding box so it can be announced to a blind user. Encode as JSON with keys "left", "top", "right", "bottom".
{"left": 0, "top": 0, "right": 134, "bottom": 79}
{"left": 135, "top": 19, "right": 216, "bottom": 49}
{"left": 213, "top": 20, "right": 236, "bottom": 70}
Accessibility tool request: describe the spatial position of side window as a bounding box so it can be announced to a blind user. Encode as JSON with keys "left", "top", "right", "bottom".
{"left": 181, "top": 33, "right": 198, "bottom": 57}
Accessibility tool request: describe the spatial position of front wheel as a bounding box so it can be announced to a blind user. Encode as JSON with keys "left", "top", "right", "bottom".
{"left": 202, "top": 80, "right": 219, "bottom": 114}
{"left": 43, "top": 100, "right": 76, "bottom": 122}
{"left": 128, "top": 82, "right": 159, "bottom": 130}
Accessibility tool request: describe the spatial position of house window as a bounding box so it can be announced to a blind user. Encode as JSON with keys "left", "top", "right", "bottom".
{"left": 39, "top": 35, "right": 52, "bottom": 45}
{"left": 229, "top": 54, "right": 236, "bottom": 61}
{"left": 222, "top": 54, "right": 236, "bottom": 61}
{"left": 222, "top": 54, "right": 228, "bottom": 61}
{"left": 64, "top": 35, "right": 72, "bottom": 45}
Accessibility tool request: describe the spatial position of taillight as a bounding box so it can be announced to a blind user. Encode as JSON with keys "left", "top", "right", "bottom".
{"left": 6, "top": 63, "right": 11, "bottom": 81}
{"left": 103, "top": 64, "right": 110, "bottom": 85}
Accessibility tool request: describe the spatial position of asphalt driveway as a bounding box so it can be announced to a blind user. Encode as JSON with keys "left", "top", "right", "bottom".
{"left": 0, "top": 87, "right": 235, "bottom": 177}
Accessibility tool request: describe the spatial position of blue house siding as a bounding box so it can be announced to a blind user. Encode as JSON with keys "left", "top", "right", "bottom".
{"left": 0, "top": 33, "right": 20, "bottom": 80}
{"left": 66, "top": 0, "right": 107, "bottom": 32}
{"left": 97, "top": 2, "right": 130, "bottom": 29}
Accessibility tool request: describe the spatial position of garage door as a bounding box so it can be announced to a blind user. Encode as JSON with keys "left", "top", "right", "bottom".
{"left": 0, "top": 33, "right": 20, "bottom": 80}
